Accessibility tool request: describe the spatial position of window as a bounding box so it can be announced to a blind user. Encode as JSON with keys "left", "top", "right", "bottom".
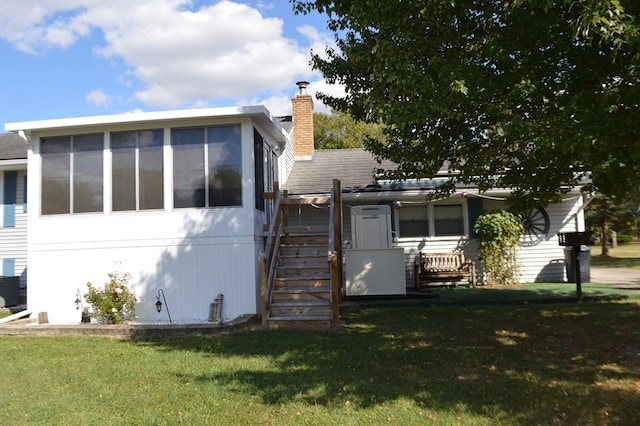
{"left": 172, "top": 125, "right": 242, "bottom": 208}
{"left": 112, "top": 130, "right": 164, "bottom": 211}
{"left": 254, "top": 129, "right": 265, "bottom": 211}
{"left": 398, "top": 204, "right": 429, "bottom": 237}
{"left": 41, "top": 134, "right": 103, "bottom": 214}
{"left": 208, "top": 125, "right": 242, "bottom": 206}
{"left": 434, "top": 204, "right": 464, "bottom": 236}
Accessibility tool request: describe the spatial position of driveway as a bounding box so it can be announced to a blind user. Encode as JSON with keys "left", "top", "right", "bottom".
{"left": 590, "top": 267, "right": 640, "bottom": 288}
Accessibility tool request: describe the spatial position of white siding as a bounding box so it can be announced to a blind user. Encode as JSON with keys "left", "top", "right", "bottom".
{"left": 279, "top": 130, "right": 295, "bottom": 185}
{"left": 517, "top": 196, "right": 583, "bottom": 283}
{"left": 28, "top": 237, "right": 259, "bottom": 324}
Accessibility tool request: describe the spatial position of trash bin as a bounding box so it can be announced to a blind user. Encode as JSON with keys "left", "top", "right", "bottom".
{"left": 563, "top": 246, "right": 591, "bottom": 283}
{"left": 0, "top": 276, "right": 20, "bottom": 307}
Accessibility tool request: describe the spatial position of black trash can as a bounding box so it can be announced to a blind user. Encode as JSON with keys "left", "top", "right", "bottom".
{"left": 0, "top": 276, "right": 20, "bottom": 307}
{"left": 563, "top": 246, "right": 591, "bottom": 283}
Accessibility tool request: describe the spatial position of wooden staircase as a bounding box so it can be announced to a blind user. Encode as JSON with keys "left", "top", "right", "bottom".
{"left": 267, "top": 227, "right": 332, "bottom": 329}
{"left": 261, "top": 180, "right": 343, "bottom": 330}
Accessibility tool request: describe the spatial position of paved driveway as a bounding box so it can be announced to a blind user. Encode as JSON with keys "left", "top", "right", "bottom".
{"left": 590, "top": 267, "right": 640, "bottom": 288}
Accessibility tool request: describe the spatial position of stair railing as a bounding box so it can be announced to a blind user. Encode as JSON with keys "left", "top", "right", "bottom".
{"left": 261, "top": 189, "right": 284, "bottom": 326}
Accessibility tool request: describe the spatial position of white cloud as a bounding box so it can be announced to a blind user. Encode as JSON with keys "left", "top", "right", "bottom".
{"left": 85, "top": 89, "right": 109, "bottom": 107}
{"left": 0, "top": 0, "right": 328, "bottom": 108}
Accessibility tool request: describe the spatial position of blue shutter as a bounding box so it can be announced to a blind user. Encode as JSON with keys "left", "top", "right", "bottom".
{"left": 2, "top": 258, "right": 15, "bottom": 276}
{"left": 23, "top": 174, "right": 27, "bottom": 213}
{"left": 3, "top": 171, "right": 17, "bottom": 227}
{"left": 467, "top": 197, "right": 483, "bottom": 238}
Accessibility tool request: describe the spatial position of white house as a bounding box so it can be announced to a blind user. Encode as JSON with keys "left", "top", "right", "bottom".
{"left": 4, "top": 82, "right": 588, "bottom": 325}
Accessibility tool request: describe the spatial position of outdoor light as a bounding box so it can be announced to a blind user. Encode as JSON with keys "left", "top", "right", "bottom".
{"left": 74, "top": 289, "right": 82, "bottom": 310}
{"left": 155, "top": 289, "right": 172, "bottom": 323}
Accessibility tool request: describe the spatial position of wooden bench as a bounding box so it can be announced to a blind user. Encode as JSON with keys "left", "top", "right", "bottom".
{"left": 414, "top": 252, "right": 477, "bottom": 288}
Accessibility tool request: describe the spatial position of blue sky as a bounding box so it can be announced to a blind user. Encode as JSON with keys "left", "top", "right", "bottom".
{"left": 0, "top": 0, "right": 340, "bottom": 129}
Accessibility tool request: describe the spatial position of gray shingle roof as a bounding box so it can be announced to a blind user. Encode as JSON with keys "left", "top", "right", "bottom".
{"left": 0, "top": 133, "right": 28, "bottom": 161}
{"left": 282, "top": 149, "right": 396, "bottom": 195}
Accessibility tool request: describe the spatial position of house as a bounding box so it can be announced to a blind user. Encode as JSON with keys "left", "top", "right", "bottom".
{"left": 0, "top": 133, "right": 28, "bottom": 307}
{"left": 3, "top": 82, "right": 587, "bottom": 325}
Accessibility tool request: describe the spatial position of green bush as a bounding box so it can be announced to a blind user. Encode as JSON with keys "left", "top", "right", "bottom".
{"left": 84, "top": 271, "right": 138, "bottom": 324}
{"left": 473, "top": 210, "right": 523, "bottom": 286}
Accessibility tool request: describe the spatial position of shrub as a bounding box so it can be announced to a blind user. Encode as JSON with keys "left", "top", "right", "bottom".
{"left": 473, "top": 210, "right": 523, "bottom": 286}
{"left": 84, "top": 272, "right": 138, "bottom": 324}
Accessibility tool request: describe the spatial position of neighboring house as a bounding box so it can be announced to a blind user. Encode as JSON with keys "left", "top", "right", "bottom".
{"left": 0, "top": 133, "right": 28, "bottom": 304}
{"left": 6, "top": 105, "right": 293, "bottom": 324}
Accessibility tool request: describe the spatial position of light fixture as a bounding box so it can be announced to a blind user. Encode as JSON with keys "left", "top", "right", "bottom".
{"left": 74, "top": 289, "right": 82, "bottom": 310}
{"left": 155, "top": 289, "right": 172, "bottom": 323}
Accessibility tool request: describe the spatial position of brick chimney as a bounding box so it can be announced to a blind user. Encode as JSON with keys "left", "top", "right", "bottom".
{"left": 291, "top": 81, "right": 314, "bottom": 160}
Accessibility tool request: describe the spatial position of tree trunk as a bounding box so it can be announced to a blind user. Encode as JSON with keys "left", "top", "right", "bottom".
{"left": 601, "top": 217, "right": 610, "bottom": 256}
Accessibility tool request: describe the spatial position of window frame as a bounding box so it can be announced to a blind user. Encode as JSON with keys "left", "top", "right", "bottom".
{"left": 171, "top": 124, "right": 242, "bottom": 209}
{"left": 41, "top": 133, "right": 104, "bottom": 215}
{"left": 111, "top": 129, "right": 164, "bottom": 212}
{"left": 396, "top": 201, "right": 467, "bottom": 239}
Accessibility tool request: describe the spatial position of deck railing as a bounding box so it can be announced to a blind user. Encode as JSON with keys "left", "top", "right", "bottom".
{"left": 261, "top": 188, "right": 283, "bottom": 326}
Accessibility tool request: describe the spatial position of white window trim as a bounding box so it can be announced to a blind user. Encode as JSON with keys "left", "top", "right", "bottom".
{"left": 396, "top": 199, "right": 469, "bottom": 240}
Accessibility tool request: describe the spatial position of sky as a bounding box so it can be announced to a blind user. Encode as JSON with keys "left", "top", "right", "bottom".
{"left": 0, "top": 0, "right": 342, "bottom": 129}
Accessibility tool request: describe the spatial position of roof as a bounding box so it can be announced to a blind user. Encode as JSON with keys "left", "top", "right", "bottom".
{"left": 0, "top": 133, "right": 28, "bottom": 161}
{"left": 5, "top": 105, "right": 289, "bottom": 144}
{"left": 283, "top": 148, "right": 470, "bottom": 197}
{"left": 282, "top": 149, "right": 396, "bottom": 195}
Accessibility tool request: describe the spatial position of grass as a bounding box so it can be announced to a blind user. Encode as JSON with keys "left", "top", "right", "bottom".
{"left": 2, "top": 296, "right": 640, "bottom": 425}
{"left": 590, "top": 242, "right": 640, "bottom": 270}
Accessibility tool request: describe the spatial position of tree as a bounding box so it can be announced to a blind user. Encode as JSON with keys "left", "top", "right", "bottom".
{"left": 313, "top": 110, "right": 386, "bottom": 149}
{"left": 292, "top": 0, "right": 639, "bottom": 209}
{"left": 586, "top": 188, "right": 640, "bottom": 254}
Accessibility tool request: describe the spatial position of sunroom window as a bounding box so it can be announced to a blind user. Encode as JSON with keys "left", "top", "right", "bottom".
{"left": 172, "top": 125, "right": 242, "bottom": 208}
{"left": 111, "top": 129, "right": 164, "bottom": 211}
{"left": 41, "top": 134, "right": 103, "bottom": 215}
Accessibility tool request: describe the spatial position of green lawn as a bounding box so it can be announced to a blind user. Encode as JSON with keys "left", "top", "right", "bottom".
{"left": 591, "top": 242, "right": 640, "bottom": 270}
{"left": 2, "top": 298, "right": 640, "bottom": 425}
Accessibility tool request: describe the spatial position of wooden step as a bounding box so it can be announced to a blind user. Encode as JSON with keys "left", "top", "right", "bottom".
{"left": 277, "top": 257, "right": 328, "bottom": 269}
{"left": 266, "top": 318, "right": 332, "bottom": 330}
{"left": 272, "top": 287, "right": 330, "bottom": 295}
{"left": 269, "top": 306, "right": 331, "bottom": 317}
{"left": 271, "top": 300, "right": 330, "bottom": 308}
{"left": 279, "top": 246, "right": 327, "bottom": 257}
{"left": 276, "top": 266, "right": 330, "bottom": 278}
{"left": 280, "top": 235, "right": 329, "bottom": 245}
{"left": 283, "top": 225, "right": 329, "bottom": 235}
{"left": 274, "top": 277, "right": 330, "bottom": 284}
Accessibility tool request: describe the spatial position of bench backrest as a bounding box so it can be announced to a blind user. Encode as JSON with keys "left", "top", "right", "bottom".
{"left": 419, "top": 252, "right": 465, "bottom": 272}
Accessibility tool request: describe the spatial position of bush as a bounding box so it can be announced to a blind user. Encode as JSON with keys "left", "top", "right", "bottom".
{"left": 84, "top": 272, "right": 138, "bottom": 324}
{"left": 473, "top": 210, "right": 523, "bottom": 286}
